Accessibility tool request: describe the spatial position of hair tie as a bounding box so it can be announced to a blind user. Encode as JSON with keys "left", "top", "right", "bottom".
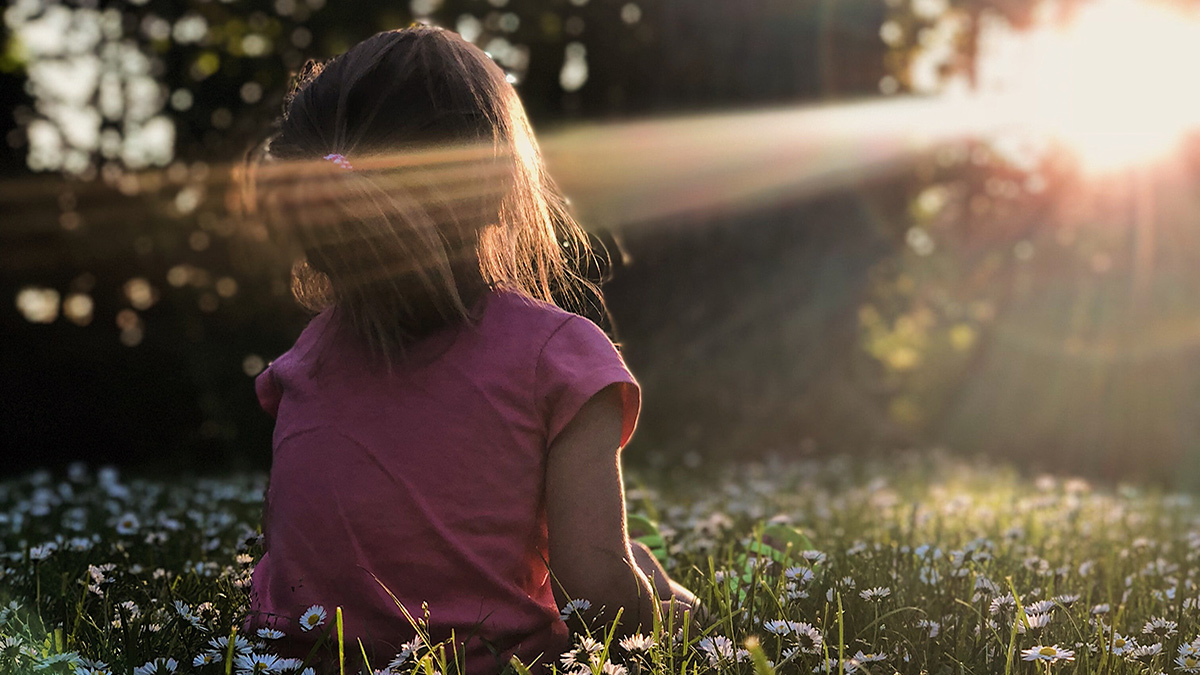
{"left": 323, "top": 153, "right": 353, "bottom": 170}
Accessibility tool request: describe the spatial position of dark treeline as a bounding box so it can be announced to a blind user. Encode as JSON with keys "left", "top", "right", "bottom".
{"left": 1, "top": 0, "right": 896, "bottom": 479}
{"left": 10, "top": 0, "right": 1190, "bottom": 486}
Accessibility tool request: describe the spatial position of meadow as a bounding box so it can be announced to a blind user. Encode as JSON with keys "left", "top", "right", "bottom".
{"left": 2, "top": 450, "right": 1199, "bottom": 675}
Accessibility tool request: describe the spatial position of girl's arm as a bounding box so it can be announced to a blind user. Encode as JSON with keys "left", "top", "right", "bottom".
{"left": 545, "top": 384, "right": 699, "bottom": 635}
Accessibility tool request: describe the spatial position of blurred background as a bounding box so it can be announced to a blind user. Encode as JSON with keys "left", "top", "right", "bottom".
{"left": 5, "top": 0, "right": 1200, "bottom": 486}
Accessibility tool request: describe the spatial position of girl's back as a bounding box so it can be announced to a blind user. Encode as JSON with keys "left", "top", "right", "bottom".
{"left": 246, "top": 287, "right": 639, "bottom": 672}
{"left": 240, "top": 24, "right": 700, "bottom": 674}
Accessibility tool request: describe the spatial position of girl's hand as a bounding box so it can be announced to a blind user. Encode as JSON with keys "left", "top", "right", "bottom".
{"left": 662, "top": 596, "right": 712, "bottom": 635}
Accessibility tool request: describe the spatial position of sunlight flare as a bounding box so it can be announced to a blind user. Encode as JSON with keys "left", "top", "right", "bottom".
{"left": 978, "top": 0, "right": 1200, "bottom": 172}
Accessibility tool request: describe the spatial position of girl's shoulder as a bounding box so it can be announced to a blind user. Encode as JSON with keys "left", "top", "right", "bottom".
{"left": 291, "top": 306, "right": 341, "bottom": 357}
{"left": 486, "top": 287, "right": 589, "bottom": 336}
{"left": 263, "top": 307, "right": 339, "bottom": 374}
{"left": 267, "top": 289, "right": 602, "bottom": 382}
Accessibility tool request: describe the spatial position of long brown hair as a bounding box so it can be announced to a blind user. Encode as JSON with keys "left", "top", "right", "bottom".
{"left": 244, "top": 26, "right": 605, "bottom": 369}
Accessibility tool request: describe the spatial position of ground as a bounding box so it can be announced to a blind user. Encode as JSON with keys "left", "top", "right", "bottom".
{"left": 2, "top": 450, "right": 1199, "bottom": 674}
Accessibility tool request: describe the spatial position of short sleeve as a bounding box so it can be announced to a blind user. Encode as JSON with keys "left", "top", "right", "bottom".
{"left": 254, "top": 365, "right": 282, "bottom": 419}
{"left": 537, "top": 315, "right": 641, "bottom": 450}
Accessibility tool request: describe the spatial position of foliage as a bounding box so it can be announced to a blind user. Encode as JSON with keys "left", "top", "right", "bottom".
{"left": 4, "top": 451, "right": 1200, "bottom": 674}
{"left": 863, "top": 0, "right": 1200, "bottom": 486}
{"left": 1, "top": 0, "right": 657, "bottom": 474}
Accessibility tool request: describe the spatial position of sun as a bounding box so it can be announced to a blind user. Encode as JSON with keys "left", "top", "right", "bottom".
{"left": 981, "top": 0, "right": 1200, "bottom": 172}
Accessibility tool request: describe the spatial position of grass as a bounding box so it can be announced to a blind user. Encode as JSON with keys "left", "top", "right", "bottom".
{"left": 2, "top": 450, "right": 1198, "bottom": 674}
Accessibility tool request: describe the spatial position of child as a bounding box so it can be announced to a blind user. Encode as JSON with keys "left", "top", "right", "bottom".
{"left": 242, "top": 26, "right": 700, "bottom": 675}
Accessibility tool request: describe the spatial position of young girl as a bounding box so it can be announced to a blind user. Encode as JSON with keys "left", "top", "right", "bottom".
{"left": 242, "top": 25, "right": 700, "bottom": 674}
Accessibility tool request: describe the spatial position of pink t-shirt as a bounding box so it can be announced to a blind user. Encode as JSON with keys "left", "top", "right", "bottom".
{"left": 245, "top": 288, "right": 640, "bottom": 674}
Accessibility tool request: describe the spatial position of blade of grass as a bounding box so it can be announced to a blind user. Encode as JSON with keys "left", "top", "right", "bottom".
{"left": 224, "top": 625, "right": 237, "bottom": 675}
{"left": 745, "top": 636, "right": 775, "bottom": 675}
{"left": 337, "top": 606, "right": 345, "bottom": 675}
{"left": 837, "top": 591, "right": 845, "bottom": 675}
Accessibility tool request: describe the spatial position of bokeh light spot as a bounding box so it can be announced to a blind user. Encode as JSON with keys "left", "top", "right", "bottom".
{"left": 16, "top": 287, "right": 61, "bottom": 324}
{"left": 560, "top": 42, "right": 588, "bottom": 92}
{"left": 123, "top": 278, "right": 158, "bottom": 310}
{"left": 242, "top": 354, "right": 266, "bottom": 376}
{"left": 198, "top": 293, "right": 218, "bottom": 313}
{"left": 63, "top": 293, "right": 94, "bottom": 326}
{"left": 189, "top": 231, "right": 211, "bottom": 251}
{"left": 215, "top": 277, "right": 239, "bottom": 298}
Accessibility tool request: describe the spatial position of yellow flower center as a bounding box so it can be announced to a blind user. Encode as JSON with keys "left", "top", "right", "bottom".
{"left": 1039, "top": 647, "right": 1057, "bottom": 657}
{"left": 1113, "top": 639, "right": 1124, "bottom": 648}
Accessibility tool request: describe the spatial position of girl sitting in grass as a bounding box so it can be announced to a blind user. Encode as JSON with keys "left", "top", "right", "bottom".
{"left": 241, "top": 25, "right": 700, "bottom": 675}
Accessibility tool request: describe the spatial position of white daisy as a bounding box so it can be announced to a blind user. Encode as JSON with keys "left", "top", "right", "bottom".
{"left": 810, "top": 656, "right": 847, "bottom": 673}
{"left": 1142, "top": 617, "right": 1178, "bottom": 638}
{"left": 697, "top": 635, "right": 737, "bottom": 666}
{"left": 1176, "top": 655, "right": 1200, "bottom": 673}
{"left": 801, "top": 550, "right": 827, "bottom": 565}
{"left": 208, "top": 635, "right": 252, "bottom": 656}
{"left": 256, "top": 628, "right": 285, "bottom": 640}
{"left": 76, "top": 657, "right": 110, "bottom": 672}
{"left": 850, "top": 650, "right": 887, "bottom": 665}
{"left": 618, "top": 634, "right": 655, "bottom": 653}
{"left": 132, "top": 658, "right": 178, "bottom": 675}
{"left": 36, "top": 653, "right": 80, "bottom": 669}
{"left": 989, "top": 594, "right": 1016, "bottom": 615}
{"left": 1016, "top": 612, "right": 1052, "bottom": 633}
{"left": 763, "top": 619, "right": 794, "bottom": 635}
{"left": 1130, "top": 642, "right": 1162, "bottom": 659}
{"left": 975, "top": 577, "right": 1001, "bottom": 594}
{"left": 1105, "top": 633, "right": 1134, "bottom": 655}
{"left": 783, "top": 587, "right": 810, "bottom": 601}
{"left": 114, "top": 513, "right": 141, "bottom": 535}
{"left": 29, "top": 542, "right": 57, "bottom": 561}
{"left": 194, "top": 652, "right": 221, "bottom": 666}
{"left": 298, "top": 605, "right": 326, "bottom": 632}
{"left": 918, "top": 565, "right": 942, "bottom": 585}
{"left": 1020, "top": 645, "right": 1075, "bottom": 663}
{"left": 559, "top": 598, "right": 591, "bottom": 620}
{"left": 386, "top": 639, "right": 422, "bottom": 671}
{"left": 88, "top": 564, "right": 115, "bottom": 584}
{"left": 234, "top": 652, "right": 282, "bottom": 675}
{"left": 600, "top": 661, "right": 627, "bottom": 675}
{"left": 859, "top": 586, "right": 891, "bottom": 601}
{"left": 793, "top": 622, "right": 824, "bottom": 654}
{"left": 1025, "top": 600, "right": 1056, "bottom": 614}
{"left": 784, "top": 566, "right": 815, "bottom": 584}
{"left": 560, "top": 636, "right": 602, "bottom": 670}
{"left": 916, "top": 619, "right": 940, "bottom": 638}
